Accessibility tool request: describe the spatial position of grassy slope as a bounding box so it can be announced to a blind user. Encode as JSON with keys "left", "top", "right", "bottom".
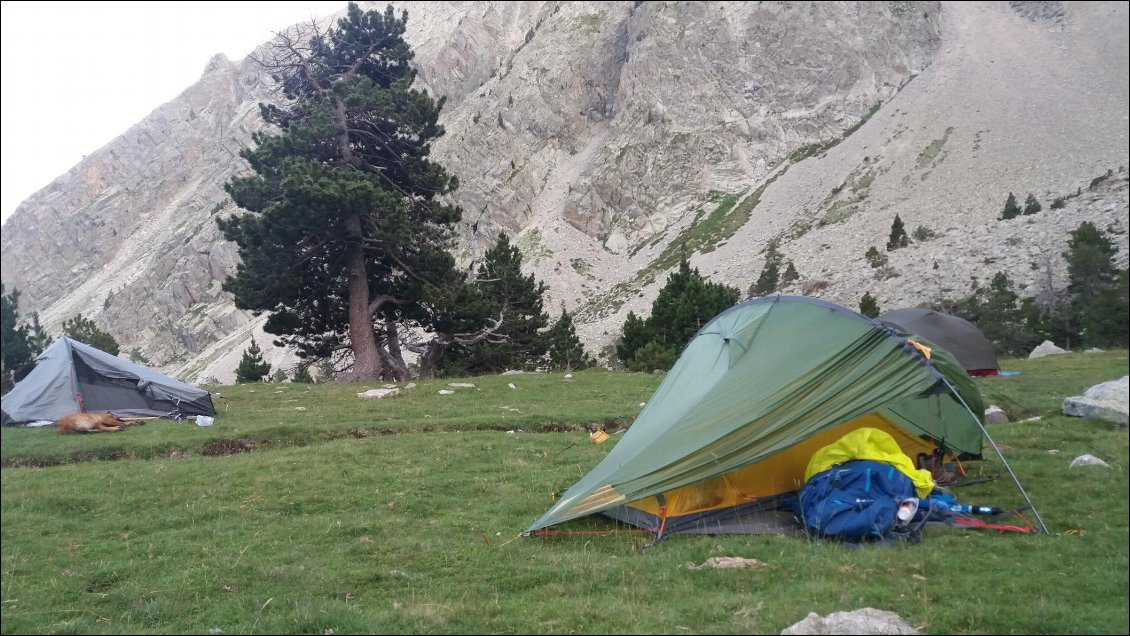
{"left": 1, "top": 353, "right": 1127, "bottom": 634}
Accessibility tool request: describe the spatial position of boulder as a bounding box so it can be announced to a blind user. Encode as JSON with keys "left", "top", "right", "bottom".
{"left": 1069, "top": 454, "right": 1111, "bottom": 468}
{"left": 1061, "top": 376, "right": 1129, "bottom": 426}
{"left": 1028, "top": 340, "right": 1068, "bottom": 359}
{"left": 781, "top": 608, "right": 918, "bottom": 635}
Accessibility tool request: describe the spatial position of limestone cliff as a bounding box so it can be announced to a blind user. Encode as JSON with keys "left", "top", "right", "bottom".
{"left": 1, "top": 1, "right": 1126, "bottom": 382}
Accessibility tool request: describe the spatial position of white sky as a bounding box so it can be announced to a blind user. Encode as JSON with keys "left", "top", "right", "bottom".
{"left": 0, "top": 1, "right": 348, "bottom": 227}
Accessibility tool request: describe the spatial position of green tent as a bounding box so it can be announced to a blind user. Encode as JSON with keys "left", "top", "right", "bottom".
{"left": 526, "top": 296, "right": 1040, "bottom": 538}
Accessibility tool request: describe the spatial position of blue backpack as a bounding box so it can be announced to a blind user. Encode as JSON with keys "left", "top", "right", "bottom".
{"left": 798, "top": 459, "right": 916, "bottom": 541}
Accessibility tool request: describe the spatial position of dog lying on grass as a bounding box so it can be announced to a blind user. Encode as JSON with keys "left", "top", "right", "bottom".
{"left": 53, "top": 412, "right": 138, "bottom": 435}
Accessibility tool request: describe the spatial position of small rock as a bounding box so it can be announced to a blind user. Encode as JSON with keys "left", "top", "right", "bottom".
{"left": 686, "top": 556, "right": 768, "bottom": 570}
{"left": 448, "top": 382, "right": 476, "bottom": 388}
{"left": 508, "top": 383, "right": 517, "bottom": 389}
{"left": 563, "top": 373, "right": 574, "bottom": 382}
{"left": 781, "top": 608, "right": 918, "bottom": 635}
{"left": 1069, "top": 454, "right": 1111, "bottom": 468}
{"left": 984, "top": 405, "right": 1009, "bottom": 424}
{"left": 438, "top": 390, "right": 455, "bottom": 395}
{"left": 357, "top": 388, "right": 399, "bottom": 399}
{"left": 403, "top": 383, "right": 416, "bottom": 390}
{"left": 501, "top": 370, "right": 525, "bottom": 375}
{"left": 294, "top": 406, "right": 306, "bottom": 411}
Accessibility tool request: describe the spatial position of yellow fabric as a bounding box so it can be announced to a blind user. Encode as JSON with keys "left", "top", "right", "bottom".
{"left": 804, "top": 427, "right": 935, "bottom": 498}
{"left": 907, "top": 339, "right": 932, "bottom": 360}
{"left": 626, "top": 413, "right": 936, "bottom": 517}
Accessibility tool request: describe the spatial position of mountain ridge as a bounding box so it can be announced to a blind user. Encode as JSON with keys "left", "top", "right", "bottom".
{"left": 2, "top": 1, "right": 1126, "bottom": 382}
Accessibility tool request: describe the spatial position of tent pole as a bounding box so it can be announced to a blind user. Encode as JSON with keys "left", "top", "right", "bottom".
{"left": 940, "top": 377, "right": 1049, "bottom": 534}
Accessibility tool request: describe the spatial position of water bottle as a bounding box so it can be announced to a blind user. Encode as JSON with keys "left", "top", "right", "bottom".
{"left": 897, "top": 498, "right": 919, "bottom": 523}
{"left": 950, "top": 504, "right": 999, "bottom": 515}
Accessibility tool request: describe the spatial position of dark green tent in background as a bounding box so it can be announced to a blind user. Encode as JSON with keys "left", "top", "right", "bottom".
{"left": 878, "top": 307, "right": 1000, "bottom": 376}
{"left": 526, "top": 296, "right": 1043, "bottom": 539}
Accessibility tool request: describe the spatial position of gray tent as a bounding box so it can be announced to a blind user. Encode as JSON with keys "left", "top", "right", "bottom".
{"left": 1, "top": 336, "right": 215, "bottom": 425}
{"left": 877, "top": 308, "right": 999, "bottom": 376}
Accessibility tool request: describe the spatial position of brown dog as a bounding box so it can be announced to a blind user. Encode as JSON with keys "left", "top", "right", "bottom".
{"left": 53, "top": 412, "right": 132, "bottom": 435}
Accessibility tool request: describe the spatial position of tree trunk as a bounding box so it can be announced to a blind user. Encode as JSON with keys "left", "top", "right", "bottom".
{"left": 342, "top": 214, "right": 381, "bottom": 381}
{"left": 418, "top": 341, "right": 448, "bottom": 380}
{"left": 382, "top": 319, "right": 411, "bottom": 381}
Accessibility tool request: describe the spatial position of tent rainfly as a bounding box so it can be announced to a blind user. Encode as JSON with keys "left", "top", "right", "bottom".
{"left": 1, "top": 336, "right": 215, "bottom": 425}
{"left": 526, "top": 296, "right": 1044, "bottom": 539}
{"left": 877, "top": 307, "right": 1000, "bottom": 376}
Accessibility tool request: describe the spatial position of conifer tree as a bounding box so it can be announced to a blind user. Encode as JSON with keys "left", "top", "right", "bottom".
{"left": 859, "top": 292, "right": 880, "bottom": 318}
{"left": 750, "top": 242, "right": 783, "bottom": 296}
{"left": 62, "top": 314, "right": 120, "bottom": 356}
{"left": 25, "top": 312, "right": 52, "bottom": 356}
{"left": 1066, "top": 222, "right": 1126, "bottom": 346}
{"left": 218, "top": 3, "right": 461, "bottom": 381}
{"left": 1, "top": 284, "right": 34, "bottom": 393}
{"left": 546, "top": 307, "right": 592, "bottom": 371}
{"left": 1023, "top": 193, "right": 1042, "bottom": 215}
{"left": 441, "top": 233, "right": 550, "bottom": 375}
{"left": 864, "top": 246, "right": 888, "bottom": 268}
{"left": 1000, "top": 192, "right": 1021, "bottom": 220}
{"left": 292, "top": 366, "right": 315, "bottom": 383}
{"left": 618, "top": 258, "right": 739, "bottom": 371}
{"left": 235, "top": 340, "right": 272, "bottom": 383}
{"left": 886, "top": 214, "right": 909, "bottom": 251}
{"left": 781, "top": 261, "right": 800, "bottom": 286}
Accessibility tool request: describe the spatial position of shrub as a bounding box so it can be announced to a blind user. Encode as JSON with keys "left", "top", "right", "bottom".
{"left": 912, "top": 225, "right": 936, "bottom": 241}
{"left": 865, "top": 246, "right": 888, "bottom": 268}
{"left": 859, "top": 292, "right": 880, "bottom": 318}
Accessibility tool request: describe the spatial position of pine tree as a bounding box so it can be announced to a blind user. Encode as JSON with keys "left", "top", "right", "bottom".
{"left": 62, "top": 314, "right": 120, "bottom": 356}
{"left": 546, "top": 308, "right": 592, "bottom": 371}
{"left": 616, "top": 311, "right": 653, "bottom": 366}
{"left": 886, "top": 214, "right": 909, "bottom": 251}
{"left": 750, "top": 261, "right": 779, "bottom": 297}
{"left": 1023, "top": 193, "right": 1042, "bottom": 215}
{"left": 864, "top": 246, "right": 888, "bottom": 268}
{"left": 25, "top": 312, "right": 52, "bottom": 356}
{"left": 440, "top": 233, "right": 550, "bottom": 375}
{"left": 218, "top": 3, "right": 462, "bottom": 381}
{"left": 1, "top": 284, "right": 34, "bottom": 394}
{"left": 781, "top": 261, "right": 800, "bottom": 286}
{"left": 618, "top": 258, "right": 739, "bottom": 371}
{"left": 978, "top": 272, "right": 1031, "bottom": 355}
{"left": 1000, "top": 192, "right": 1021, "bottom": 220}
{"left": 292, "top": 366, "right": 315, "bottom": 383}
{"left": 859, "top": 292, "right": 881, "bottom": 318}
{"left": 750, "top": 242, "right": 783, "bottom": 296}
{"left": 1066, "top": 222, "right": 1126, "bottom": 347}
{"left": 235, "top": 340, "right": 272, "bottom": 383}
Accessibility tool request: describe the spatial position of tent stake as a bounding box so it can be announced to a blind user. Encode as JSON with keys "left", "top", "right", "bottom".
{"left": 940, "top": 377, "right": 1049, "bottom": 534}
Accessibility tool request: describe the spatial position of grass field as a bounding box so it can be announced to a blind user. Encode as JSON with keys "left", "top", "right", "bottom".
{"left": 2, "top": 352, "right": 1127, "bottom": 634}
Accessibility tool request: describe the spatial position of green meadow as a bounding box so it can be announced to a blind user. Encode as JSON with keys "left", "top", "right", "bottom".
{"left": 2, "top": 351, "right": 1127, "bottom": 634}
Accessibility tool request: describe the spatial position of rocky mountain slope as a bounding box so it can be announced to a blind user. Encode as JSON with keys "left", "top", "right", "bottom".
{"left": 1, "top": 1, "right": 1126, "bottom": 383}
